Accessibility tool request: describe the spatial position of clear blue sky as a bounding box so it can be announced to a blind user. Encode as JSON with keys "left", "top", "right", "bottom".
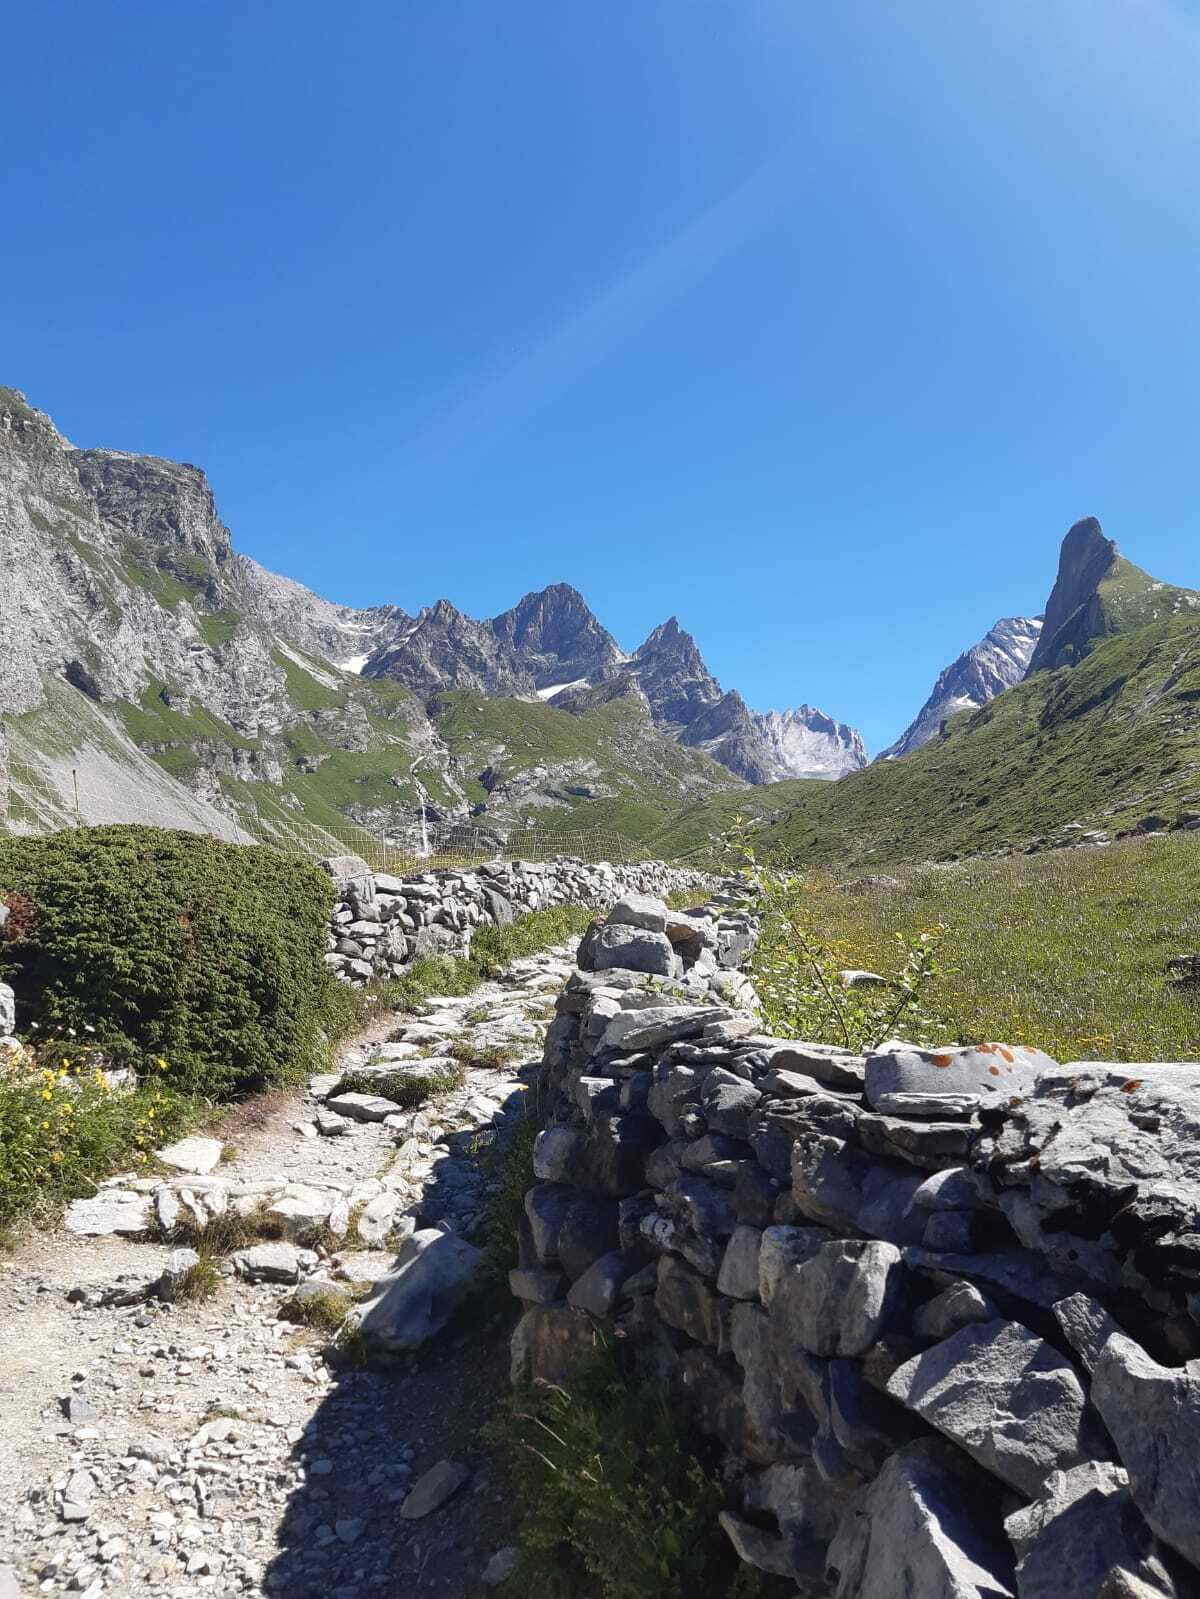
{"left": 5, "top": 0, "right": 1200, "bottom": 754}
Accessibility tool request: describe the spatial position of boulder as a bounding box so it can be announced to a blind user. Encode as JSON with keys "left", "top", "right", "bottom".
{"left": 607, "top": 893, "right": 669, "bottom": 934}
{"left": 771, "top": 1239, "right": 903, "bottom": 1358}
{"left": 758, "top": 1225, "right": 830, "bottom": 1307}
{"left": 825, "top": 1438, "right": 1016, "bottom": 1598}
{"left": 0, "top": 982, "right": 14, "bottom": 1036}
{"left": 1006, "top": 1462, "right": 1185, "bottom": 1599}
{"left": 1090, "top": 1333, "right": 1200, "bottom": 1570}
{"left": 353, "top": 1229, "right": 482, "bottom": 1352}
{"left": 717, "top": 1226, "right": 764, "bottom": 1300}
{"left": 914, "top": 1282, "right": 995, "bottom": 1341}
{"left": 886, "top": 1319, "right": 1102, "bottom": 1496}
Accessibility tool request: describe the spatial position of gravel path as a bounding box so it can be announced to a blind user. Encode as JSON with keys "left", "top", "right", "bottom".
{"left": 0, "top": 945, "right": 576, "bottom": 1599}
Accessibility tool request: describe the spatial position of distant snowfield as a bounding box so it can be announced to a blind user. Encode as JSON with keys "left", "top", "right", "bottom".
{"left": 535, "top": 679, "right": 588, "bottom": 700}
{"left": 340, "top": 653, "right": 370, "bottom": 674}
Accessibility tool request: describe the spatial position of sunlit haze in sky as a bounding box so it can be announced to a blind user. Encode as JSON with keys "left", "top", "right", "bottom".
{"left": 5, "top": 0, "right": 1200, "bottom": 751}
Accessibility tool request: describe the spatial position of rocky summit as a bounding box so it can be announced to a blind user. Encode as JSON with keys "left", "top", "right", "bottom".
{"left": 880, "top": 616, "right": 1043, "bottom": 759}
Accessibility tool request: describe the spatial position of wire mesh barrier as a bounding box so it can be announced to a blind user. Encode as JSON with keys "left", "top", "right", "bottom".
{"left": 0, "top": 765, "right": 639, "bottom": 871}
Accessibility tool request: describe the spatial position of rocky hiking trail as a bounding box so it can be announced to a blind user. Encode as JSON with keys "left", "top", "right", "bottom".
{"left": 0, "top": 943, "right": 579, "bottom": 1599}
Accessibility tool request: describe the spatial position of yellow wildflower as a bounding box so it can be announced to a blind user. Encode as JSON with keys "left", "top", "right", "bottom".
{"left": 41, "top": 1089, "right": 52, "bottom": 1101}
{"left": 157, "top": 1057, "right": 168, "bottom": 1070}
{"left": 51, "top": 1151, "right": 64, "bottom": 1164}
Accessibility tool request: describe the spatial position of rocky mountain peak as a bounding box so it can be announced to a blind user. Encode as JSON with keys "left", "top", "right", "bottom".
{"left": 490, "top": 584, "right": 623, "bottom": 688}
{"left": 881, "top": 615, "right": 1043, "bottom": 759}
{"left": 1026, "top": 517, "right": 1117, "bottom": 674}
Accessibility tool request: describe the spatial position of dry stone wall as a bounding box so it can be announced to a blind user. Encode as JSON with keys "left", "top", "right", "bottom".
{"left": 510, "top": 896, "right": 1200, "bottom": 1598}
{"left": 319, "top": 854, "right": 716, "bottom": 985}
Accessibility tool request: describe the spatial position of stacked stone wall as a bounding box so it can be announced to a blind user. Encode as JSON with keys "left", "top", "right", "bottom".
{"left": 510, "top": 894, "right": 1200, "bottom": 1597}
{"left": 320, "top": 855, "right": 715, "bottom": 985}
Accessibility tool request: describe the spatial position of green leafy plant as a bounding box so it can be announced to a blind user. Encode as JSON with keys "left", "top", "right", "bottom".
{"left": 493, "top": 1339, "right": 742, "bottom": 1599}
{"left": 730, "top": 822, "right": 946, "bottom": 1050}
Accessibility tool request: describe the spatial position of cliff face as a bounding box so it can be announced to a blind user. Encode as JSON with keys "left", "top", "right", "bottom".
{"left": 1027, "top": 517, "right": 1200, "bottom": 674}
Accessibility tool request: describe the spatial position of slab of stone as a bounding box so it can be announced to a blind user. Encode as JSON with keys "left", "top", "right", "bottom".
{"left": 865, "top": 1042, "right": 1056, "bottom": 1111}
{"left": 656, "top": 1254, "right": 728, "bottom": 1348}
{"left": 1090, "top": 1332, "right": 1200, "bottom": 1570}
{"left": 233, "top": 1242, "right": 302, "bottom": 1283}
{"left": 758, "top": 1225, "right": 830, "bottom": 1307}
{"left": 398, "top": 1459, "right": 469, "bottom": 1520}
{"left": 602, "top": 1004, "right": 730, "bottom": 1054}
{"left": 606, "top": 893, "right": 669, "bottom": 934}
{"left": 1005, "top": 1462, "right": 1180, "bottom": 1599}
{"left": 326, "top": 1091, "right": 403, "bottom": 1123}
{"left": 702, "top": 1068, "right": 762, "bottom": 1138}
{"left": 825, "top": 1438, "right": 1016, "bottom": 1599}
{"left": 887, "top": 1319, "right": 1100, "bottom": 1496}
{"left": 64, "top": 1191, "right": 151, "bottom": 1236}
{"left": 772, "top": 1239, "right": 903, "bottom": 1357}
{"left": 1053, "top": 1292, "right": 1121, "bottom": 1374}
{"left": 354, "top": 1229, "right": 482, "bottom": 1352}
{"left": 766, "top": 1044, "right": 867, "bottom": 1093}
{"left": 566, "top": 1252, "right": 632, "bottom": 1316}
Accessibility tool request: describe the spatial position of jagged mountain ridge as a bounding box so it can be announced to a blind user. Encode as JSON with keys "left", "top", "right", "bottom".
{"left": 0, "top": 386, "right": 741, "bottom": 842}
{"left": 365, "top": 597, "right": 866, "bottom": 781}
{"left": 880, "top": 616, "right": 1043, "bottom": 760}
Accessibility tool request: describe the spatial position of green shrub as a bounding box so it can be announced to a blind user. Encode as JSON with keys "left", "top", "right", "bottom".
{"left": 384, "top": 955, "right": 483, "bottom": 1011}
{"left": 0, "top": 825, "right": 360, "bottom": 1099}
{"left": 470, "top": 904, "right": 597, "bottom": 977}
{"left": 338, "top": 1060, "right": 466, "bottom": 1109}
{"left": 495, "top": 1340, "right": 743, "bottom": 1599}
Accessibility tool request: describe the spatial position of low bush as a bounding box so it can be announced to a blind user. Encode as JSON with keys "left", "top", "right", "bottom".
{"left": 0, "top": 825, "right": 361, "bottom": 1099}
{"left": 493, "top": 1340, "right": 782, "bottom": 1599}
{"left": 384, "top": 955, "right": 482, "bottom": 1011}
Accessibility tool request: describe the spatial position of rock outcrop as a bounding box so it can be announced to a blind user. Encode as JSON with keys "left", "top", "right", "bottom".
{"left": 880, "top": 617, "right": 1043, "bottom": 760}
{"left": 509, "top": 901, "right": 1200, "bottom": 1594}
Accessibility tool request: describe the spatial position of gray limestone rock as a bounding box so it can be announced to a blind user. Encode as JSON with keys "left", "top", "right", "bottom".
{"left": 1053, "top": 1292, "right": 1121, "bottom": 1374}
{"left": 886, "top": 1319, "right": 1102, "bottom": 1496}
{"left": 607, "top": 893, "right": 669, "bottom": 934}
{"left": 914, "top": 1282, "right": 995, "bottom": 1340}
{"left": 702, "top": 1067, "right": 762, "bottom": 1138}
{"left": 233, "top": 1242, "right": 303, "bottom": 1283}
{"left": 353, "top": 1229, "right": 482, "bottom": 1352}
{"left": 326, "top": 1091, "right": 403, "bottom": 1122}
{"left": 64, "top": 1190, "right": 152, "bottom": 1236}
{"left": 655, "top": 1254, "right": 729, "bottom": 1348}
{"left": 865, "top": 1041, "right": 1056, "bottom": 1111}
{"left": 772, "top": 1239, "right": 903, "bottom": 1358}
{"left": 399, "top": 1459, "right": 469, "bottom": 1520}
{"left": 0, "top": 982, "right": 15, "bottom": 1035}
{"left": 1005, "top": 1462, "right": 1186, "bottom": 1599}
{"left": 716, "top": 1225, "right": 763, "bottom": 1300}
{"left": 1090, "top": 1333, "right": 1200, "bottom": 1570}
{"left": 566, "top": 1252, "right": 631, "bottom": 1316}
{"left": 758, "top": 1225, "right": 831, "bottom": 1307}
{"left": 592, "top": 923, "right": 675, "bottom": 977}
{"left": 825, "top": 1438, "right": 1016, "bottom": 1598}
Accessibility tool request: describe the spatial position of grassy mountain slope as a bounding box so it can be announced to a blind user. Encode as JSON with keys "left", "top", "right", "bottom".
{"left": 657, "top": 614, "right": 1200, "bottom": 865}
